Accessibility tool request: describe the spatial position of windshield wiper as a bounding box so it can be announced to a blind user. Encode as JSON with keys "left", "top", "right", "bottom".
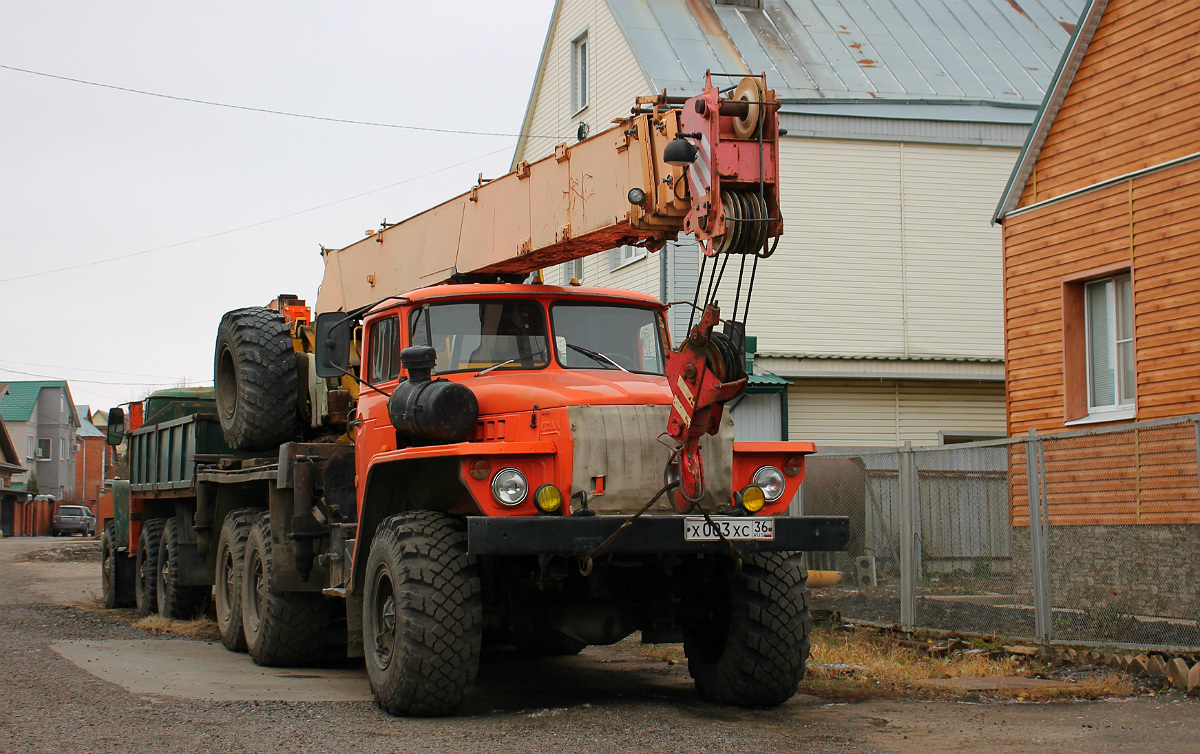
{"left": 475, "top": 358, "right": 519, "bottom": 377}
{"left": 567, "top": 343, "right": 630, "bottom": 372}
{"left": 474, "top": 346, "right": 549, "bottom": 377}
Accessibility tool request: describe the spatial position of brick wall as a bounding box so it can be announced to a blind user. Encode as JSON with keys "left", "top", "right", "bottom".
{"left": 73, "top": 436, "right": 106, "bottom": 503}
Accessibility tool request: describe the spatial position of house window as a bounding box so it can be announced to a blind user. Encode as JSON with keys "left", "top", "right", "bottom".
{"left": 26, "top": 437, "right": 34, "bottom": 460}
{"left": 608, "top": 244, "right": 646, "bottom": 271}
{"left": 1085, "top": 275, "right": 1134, "bottom": 412}
{"left": 571, "top": 32, "right": 589, "bottom": 114}
{"left": 1063, "top": 267, "right": 1135, "bottom": 424}
{"left": 36, "top": 438, "right": 51, "bottom": 461}
{"left": 562, "top": 258, "right": 583, "bottom": 284}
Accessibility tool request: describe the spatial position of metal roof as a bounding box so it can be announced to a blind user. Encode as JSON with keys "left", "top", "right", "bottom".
{"left": 76, "top": 421, "right": 105, "bottom": 439}
{"left": 0, "top": 380, "right": 66, "bottom": 423}
{"left": 607, "top": 0, "right": 1086, "bottom": 121}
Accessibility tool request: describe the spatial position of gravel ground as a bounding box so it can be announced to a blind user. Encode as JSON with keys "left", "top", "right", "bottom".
{"left": 2, "top": 536, "right": 1199, "bottom": 754}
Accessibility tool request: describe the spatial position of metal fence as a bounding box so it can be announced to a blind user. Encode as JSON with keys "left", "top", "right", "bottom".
{"left": 797, "top": 415, "right": 1200, "bottom": 653}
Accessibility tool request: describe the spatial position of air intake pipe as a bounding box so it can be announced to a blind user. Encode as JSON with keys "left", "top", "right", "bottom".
{"left": 387, "top": 346, "right": 479, "bottom": 445}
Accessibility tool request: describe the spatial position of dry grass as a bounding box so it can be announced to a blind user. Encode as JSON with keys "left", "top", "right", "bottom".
{"left": 132, "top": 615, "right": 222, "bottom": 642}
{"left": 636, "top": 626, "right": 1138, "bottom": 702}
{"left": 805, "top": 626, "right": 1136, "bottom": 700}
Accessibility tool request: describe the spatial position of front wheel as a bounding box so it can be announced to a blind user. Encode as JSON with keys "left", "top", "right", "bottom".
{"left": 241, "top": 512, "right": 329, "bottom": 666}
{"left": 364, "top": 511, "right": 482, "bottom": 717}
{"left": 134, "top": 519, "right": 165, "bottom": 617}
{"left": 683, "top": 551, "right": 811, "bottom": 708}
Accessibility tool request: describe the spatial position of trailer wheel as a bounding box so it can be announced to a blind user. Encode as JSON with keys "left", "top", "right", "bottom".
{"left": 100, "top": 520, "right": 134, "bottom": 609}
{"left": 214, "top": 307, "right": 299, "bottom": 451}
{"left": 156, "top": 517, "right": 210, "bottom": 619}
{"left": 683, "top": 551, "right": 810, "bottom": 708}
{"left": 215, "top": 508, "right": 259, "bottom": 651}
{"left": 241, "top": 512, "right": 328, "bottom": 666}
{"left": 134, "top": 518, "right": 165, "bottom": 617}
{"left": 364, "top": 511, "right": 482, "bottom": 717}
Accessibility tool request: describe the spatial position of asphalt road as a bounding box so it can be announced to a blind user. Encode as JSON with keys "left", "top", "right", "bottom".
{"left": 1, "top": 535, "right": 1197, "bottom": 754}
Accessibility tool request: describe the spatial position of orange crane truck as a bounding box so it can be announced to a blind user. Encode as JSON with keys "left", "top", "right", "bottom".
{"left": 101, "top": 75, "right": 850, "bottom": 716}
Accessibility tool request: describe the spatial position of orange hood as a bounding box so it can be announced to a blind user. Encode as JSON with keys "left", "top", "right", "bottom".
{"left": 461, "top": 369, "right": 671, "bottom": 415}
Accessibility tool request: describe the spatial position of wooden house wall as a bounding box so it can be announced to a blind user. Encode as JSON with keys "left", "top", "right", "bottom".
{"left": 1003, "top": 0, "right": 1200, "bottom": 526}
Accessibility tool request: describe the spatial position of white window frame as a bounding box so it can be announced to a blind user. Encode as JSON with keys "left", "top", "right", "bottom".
{"left": 609, "top": 244, "right": 646, "bottom": 271}
{"left": 26, "top": 436, "right": 34, "bottom": 460}
{"left": 571, "top": 31, "right": 589, "bottom": 115}
{"left": 35, "top": 438, "right": 51, "bottom": 461}
{"left": 1084, "top": 274, "right": 1134, "bottom": 416}
{"left": 562, "top": 258, "right": 584, "bottom": 284}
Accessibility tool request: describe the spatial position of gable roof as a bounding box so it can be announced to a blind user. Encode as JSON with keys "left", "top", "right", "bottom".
{"left": 992, "top": 0, "right": 1105, "bottom": 222}
{"left": 607, "top": 0, "right": 1084, "bottom": 121}
{"left": 0, "top": 380, "right": 78, "bottom": 426}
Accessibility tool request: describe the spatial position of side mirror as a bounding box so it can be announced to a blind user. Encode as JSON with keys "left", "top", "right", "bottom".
{"left": 314, "top": 311, "right": 353, "bottom": 379}
{"left": 106, "top": 407, "right": 126, "bottom": 446}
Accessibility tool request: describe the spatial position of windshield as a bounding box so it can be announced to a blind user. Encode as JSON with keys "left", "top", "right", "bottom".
{"left": 551, "top": 303, "right": 666, "bottom": 374}
{"left": 410, "top": 300, "right": 550, "bottom": 375}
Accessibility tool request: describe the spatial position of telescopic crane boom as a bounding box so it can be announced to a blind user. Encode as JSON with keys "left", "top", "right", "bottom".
{"left": 315, "top": 73, "right": 782, "bottom": 315}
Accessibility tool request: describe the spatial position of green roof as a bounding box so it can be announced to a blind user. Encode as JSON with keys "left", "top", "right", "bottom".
{"left": 0, "top": 381, "right": 66, "bottom": 423}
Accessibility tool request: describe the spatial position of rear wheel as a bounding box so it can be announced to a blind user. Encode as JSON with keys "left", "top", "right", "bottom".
{"left": 100, "top": 520, "right": 134, "bottom": 609}
{"left": 241, "top": 512, "right": 329, "bottom": 666}
{"left": 213, "top": 307, "right": 299, "bottom": 451}
{"left": 215, "top": 508, "right": 258, "bottom": 651}
{"left": 157, "top": 517, "right": 210, "bottom": 619}
{"left": 683, "top": 551, "right": 810, "bottom": 708}
{"left": 364, "top": 511, "right": 482, "bottom": 717}
{"left": 134, "top": 519, "right": 165, "bottom": 617}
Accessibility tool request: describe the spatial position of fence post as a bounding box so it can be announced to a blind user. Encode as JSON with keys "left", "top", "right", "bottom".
{"left": 1025, "top": 429, "right": 1051, "bottom": 644}
{"left": 899, "top": 441, "right": 916, "bottom": 632}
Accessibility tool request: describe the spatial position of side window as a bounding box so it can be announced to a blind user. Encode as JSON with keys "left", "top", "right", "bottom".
{"left": 367, "top": 316, "right": 400, "bottom": 383}
{"left": 571, "top": 31, "right": 589, "bottom": 114}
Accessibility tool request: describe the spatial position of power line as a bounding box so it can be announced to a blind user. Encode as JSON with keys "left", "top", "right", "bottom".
{"left": 0, "top": 144, "right": 513, "bottom": 283}
{"left": 0, "top": 366, "right": 212, "bottom": 388}
{"left": 0, "top": 63, "right": 564, "bottom": 140}
{"left": 3, "top": 358, "right": 193, "bottom": 382}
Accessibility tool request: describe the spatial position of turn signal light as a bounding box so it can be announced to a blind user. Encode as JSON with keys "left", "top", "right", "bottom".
{"left": 534, "top": 485, "right": 563, "bottom": 514}
{"left": 783, "top": 456, "right": 804, "bottom": 477}
{"left": 469, "top": 459, "right": 490, "bottom": 480}
{"left": 740, "top": 485, "right": 766, "bottom": 513}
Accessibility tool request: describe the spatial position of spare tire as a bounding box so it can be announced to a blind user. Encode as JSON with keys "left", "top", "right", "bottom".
{"left": 214, "top": 307, "right": 300, "bottom": 451}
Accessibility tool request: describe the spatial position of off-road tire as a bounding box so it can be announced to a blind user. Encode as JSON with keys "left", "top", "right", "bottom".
{"left": 683, "top": 551, "right": 810, "bottom": 708}
{"left": 241, "top": 512, "right": 329, "bottom": 666}
{"left": 364, "top": 511, "right": 482, "bottom": 717}
{"left": 215, "top": 508, "right": 259, "bottom": 651}
{"left": 100, "top": 520, "right": 135, "bottom": 609}
{"left": 156, "top": 517, "right": 210, "bottom": 619}
{"left": 214, "top": 306, "right": 299, "bottom": 451}
{"left": 134, "top": 518, "right": 165, "bottom": 617}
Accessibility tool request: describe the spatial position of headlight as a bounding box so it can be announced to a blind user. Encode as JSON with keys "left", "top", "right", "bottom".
{"left": 491, "top": 468, "right": 528, "bottom": 506}
{"left": 752, "top": 465, "right": 786, "bottom": 502}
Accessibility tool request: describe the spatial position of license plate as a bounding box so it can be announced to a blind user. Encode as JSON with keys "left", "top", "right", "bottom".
{"left": 683, "top": 517, "right": 775, "bottom": 541}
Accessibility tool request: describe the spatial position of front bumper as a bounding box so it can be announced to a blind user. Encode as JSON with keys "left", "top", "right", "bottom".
{"left": 466, "top": 515, "right": 850, "bottom": 556}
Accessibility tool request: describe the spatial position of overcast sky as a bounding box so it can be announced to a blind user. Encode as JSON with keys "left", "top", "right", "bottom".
{"left": 0, "top": 1, "right": 556, "bottom": 414}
